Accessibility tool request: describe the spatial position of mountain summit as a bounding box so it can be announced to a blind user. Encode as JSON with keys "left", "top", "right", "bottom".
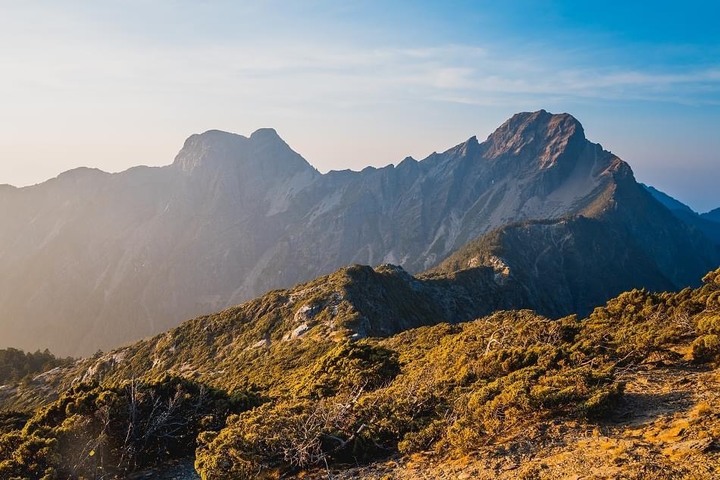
{"left": 173, "top": 128, "right": 315, "bottom": 178}
{"left": 0, "top": 111, "right": 717, "bottom": 355}
{"left": 484, "top": 110, "right": 585, "bottom": 167}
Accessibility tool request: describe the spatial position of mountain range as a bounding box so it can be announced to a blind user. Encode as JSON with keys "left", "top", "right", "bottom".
{"left": 1, "top": 110, "right": 720, "bottom": 479}
{"left": 0, "top": 110, "right": 718, "bottom": 356}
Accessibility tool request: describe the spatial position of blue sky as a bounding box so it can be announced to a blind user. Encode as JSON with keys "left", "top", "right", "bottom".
{"left": 1, "top": 0, "right": 718, "bottom": 211}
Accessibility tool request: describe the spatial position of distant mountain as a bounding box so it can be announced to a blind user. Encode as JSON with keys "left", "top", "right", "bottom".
{"left": 643, "top": 184, "right": 720, "bottom": 246}
{"left": 641, "top": 184, "right": 696, "bottom": 215}
{"left": 702, "top": 207, "right": 720, "bottom": 223}
{"left": 0, "top": 110, "right": 717, "bottom": 355}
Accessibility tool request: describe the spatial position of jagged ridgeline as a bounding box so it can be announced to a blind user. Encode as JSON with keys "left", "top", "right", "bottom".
{"left": 1, "top": 110, "right": 718, "bottom": 356}
{"left": 1, "top": 268, "right": 719, "bottom": 479}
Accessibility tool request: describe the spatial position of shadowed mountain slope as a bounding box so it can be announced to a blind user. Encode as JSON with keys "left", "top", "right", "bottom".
{"left": 643, "top": 184, "right": 720, "bottom": 246}
{"left": 703, "top": 207, "right": 720, "bottom": 222}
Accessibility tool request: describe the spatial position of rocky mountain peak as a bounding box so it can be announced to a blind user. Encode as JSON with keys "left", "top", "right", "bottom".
{"left": 484, "top": 110, "right": 586, "bottom": 168}
{"left": 172, "top": 130, "right": 249, "bottom": 173}
{"left": 55, "top": 167, "right": 109, "bottom": 181}
{"left": 459, "top": 135, "right": 480, "bottom": 156}
{"left": 172, "top": 128, "right": 314, "bottom": 178}
{"left": 249, "top": 127, "right": 282, "bottom": 142}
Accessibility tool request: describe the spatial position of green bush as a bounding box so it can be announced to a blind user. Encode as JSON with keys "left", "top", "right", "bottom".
{"left": 697, "top": 314, "right": 720, "bottom": 335}
{"left": 691, "top": 335, "right": 720, "bottom": 363}
{"left": 196, "top": 396, "right": 368, "bottom": 479}
{"left": 1, "top": 376, "right": 253, "bottom": 478}
{"left": 295, "top": 342, "right": 400, "bottom": 398}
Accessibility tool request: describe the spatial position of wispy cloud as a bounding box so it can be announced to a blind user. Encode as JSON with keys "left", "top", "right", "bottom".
{"left": 6, "top": 36, "right": 718, "bottom": 113}
{"left": 1, "top": 0, "right": 718, "bottom": 114}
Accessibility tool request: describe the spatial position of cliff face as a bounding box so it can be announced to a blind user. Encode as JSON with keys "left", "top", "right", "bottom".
{"left": 0, "top": 110, "right": 716, "bottom": 355}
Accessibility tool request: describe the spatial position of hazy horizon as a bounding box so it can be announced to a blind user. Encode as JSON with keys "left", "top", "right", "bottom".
{"left": 1, "top": 1, "right": 718, "bottom": 211}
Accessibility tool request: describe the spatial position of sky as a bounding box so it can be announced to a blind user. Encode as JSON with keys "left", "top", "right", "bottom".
{"left": 0, "top": 0, "right": 718, "bottom": 211}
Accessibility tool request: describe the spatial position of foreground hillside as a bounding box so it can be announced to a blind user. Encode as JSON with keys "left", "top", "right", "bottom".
{"left": 2, "top": 110, "right": 717, "bottom": 356}
{"left": 1, "top": 267, "right": 719, "bottom": 479}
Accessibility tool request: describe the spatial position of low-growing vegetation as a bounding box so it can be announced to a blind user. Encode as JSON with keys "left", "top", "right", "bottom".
{"left": 1, "top": 268, "right": 719, "bottom": 479}
{"left": 0, "top": 376, "right": 258, "bottom": 479}
{"left": 193, "top": 312, "right": 624, "bottom": 478}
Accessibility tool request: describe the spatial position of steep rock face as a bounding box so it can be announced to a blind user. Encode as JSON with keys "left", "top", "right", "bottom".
{"left": 0, "top": 111, "right": 717, "bottom": 355}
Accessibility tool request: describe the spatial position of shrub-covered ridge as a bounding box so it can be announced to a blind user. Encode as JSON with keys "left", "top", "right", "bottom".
{"left": 0, "top": 268, "right": 719, "bottom": 479}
